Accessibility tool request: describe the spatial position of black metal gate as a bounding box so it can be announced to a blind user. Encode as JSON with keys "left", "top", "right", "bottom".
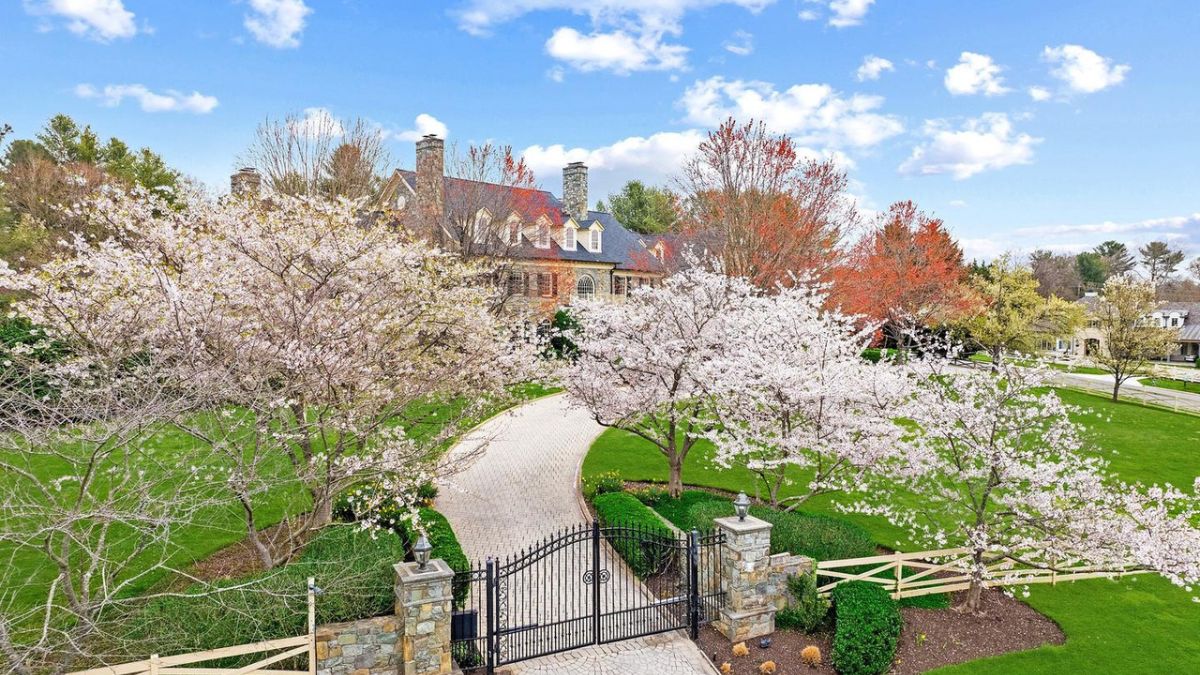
{"left": 449, "top": 520, "right": 725, "bottom": 673}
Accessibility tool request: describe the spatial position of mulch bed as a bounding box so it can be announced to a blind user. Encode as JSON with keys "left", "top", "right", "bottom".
{"left": 697, "top": 587, "right": 1064, "bottom": 674}
{"left": 187, "top": 519, "right": 311, "bottom": 583}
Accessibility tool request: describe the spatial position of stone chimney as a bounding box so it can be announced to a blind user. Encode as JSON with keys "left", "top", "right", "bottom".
{"left": 230, "top": 167, "right": 260, "bottom": 197}
{"left": 563, "top": 162, "right": 588, "bottom": 222}
{"left": 415, "top": 135, "right": 445, "bottom": 231}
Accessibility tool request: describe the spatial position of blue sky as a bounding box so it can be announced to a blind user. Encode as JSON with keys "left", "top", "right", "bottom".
{"left": 3, "top": 0, "right": 1198, "bottom": 261}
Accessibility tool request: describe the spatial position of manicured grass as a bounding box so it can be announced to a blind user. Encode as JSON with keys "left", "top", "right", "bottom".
{"left": 967, "top": 352, "right": 1109, "bottom": 375}
{"left": 1139, "top": 377, "right": 1200, "bottom": 393}
{"left": 1, "top": 382, "right": 559, "bottom": 625}
{"left": 583, "top": 387, "right": 1200, "bottom": 673}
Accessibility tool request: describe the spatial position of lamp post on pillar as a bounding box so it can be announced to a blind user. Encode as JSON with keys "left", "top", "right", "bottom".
{"left": 713, "top": 494, "right": 776, "bottom": 642}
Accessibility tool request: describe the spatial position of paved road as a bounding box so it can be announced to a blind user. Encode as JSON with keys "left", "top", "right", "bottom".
{"left": 436, "top": 393, "right": 717, "bottom": 675}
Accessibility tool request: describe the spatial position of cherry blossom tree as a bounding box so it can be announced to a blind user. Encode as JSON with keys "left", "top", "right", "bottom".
{"left": 702, "top": 283, "right": 910, "bottom": 508}
{"left": 851, "top": 357, "right": 1200, "bottom": 613}
{"left": 565, "top": 261, "right": 755, "bottom": 497}
{"left": 12, "top": 184, "right": 537, "bottom": 568}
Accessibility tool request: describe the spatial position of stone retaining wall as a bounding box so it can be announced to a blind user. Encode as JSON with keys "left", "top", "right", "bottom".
{"left": 315, "top": 616, "right": 400, "bottom": 675}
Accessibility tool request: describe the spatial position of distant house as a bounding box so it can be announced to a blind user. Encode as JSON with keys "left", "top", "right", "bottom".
{"left": 374, "top": 135, "right": 673, "bottom": 311}
{"left": 1064, "top": 294, "right": 1200, "bottom": 363}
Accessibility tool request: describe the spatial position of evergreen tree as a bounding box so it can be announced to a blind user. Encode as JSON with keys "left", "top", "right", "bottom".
{"left": 598, "top": 180, "right": 678, "bottom": 235}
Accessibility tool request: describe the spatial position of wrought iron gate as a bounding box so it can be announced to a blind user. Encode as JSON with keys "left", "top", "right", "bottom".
{"left": 450, "top": 520, "right": 725, "bottom": 673}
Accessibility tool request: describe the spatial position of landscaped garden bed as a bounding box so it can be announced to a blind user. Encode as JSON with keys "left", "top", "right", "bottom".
{"left": 582, "top": 386, "right": 1200, "bottom": 673}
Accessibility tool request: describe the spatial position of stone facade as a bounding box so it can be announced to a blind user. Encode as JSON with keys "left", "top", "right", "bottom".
{"left": 315, "top": 616, "right": 401, "bottom": 675}
{"left": 562, "top": 162, "right": 588, "bottom": 222}
{"left": 395, "top": 559, "right": 455, "bottom": 675}
{"left": 711, "top": 515, "right": 814, "bottom": 643}
{"left": 415, "top": 134, "right": 445, "bottom": 239}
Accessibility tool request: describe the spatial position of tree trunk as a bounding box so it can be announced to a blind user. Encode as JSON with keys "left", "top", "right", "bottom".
{"left": 667, "top": 453, "right": 684, "bottom": 498}
{"left": 310, "top": 485, "right": 333, "bottom": 528}
{"left": 959, "top": 548, "right": 986, "bottom": 613}
{"left": 1112, "top": 377, "right": 1122, "bottom": 401}
{"left": 240, "top": 496, "right": 275, "bottom": 569}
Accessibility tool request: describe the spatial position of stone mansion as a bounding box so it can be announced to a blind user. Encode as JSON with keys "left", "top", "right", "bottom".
{"left": 380, "top": 135, "right": 672, "bottom": 310}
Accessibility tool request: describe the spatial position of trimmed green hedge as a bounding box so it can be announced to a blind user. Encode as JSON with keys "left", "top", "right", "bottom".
{"left": 592, "top": 492, "right": 675, "bottom": 577}
{"left": 684, "top": 498, "right": 876, "bottom": 562}
{"left": 122, "top": 525, "right": 404, "bottom": 660}
{"left": 831, "top": 582, "right": 901, "bottom": 675}
{"left": 399, "top": 507, "right": 471, "bottom": 609}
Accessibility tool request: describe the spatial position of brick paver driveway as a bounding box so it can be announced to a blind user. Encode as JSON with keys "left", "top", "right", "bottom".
{"left": 436, "top": 393, "right": 717, "bottom": 675}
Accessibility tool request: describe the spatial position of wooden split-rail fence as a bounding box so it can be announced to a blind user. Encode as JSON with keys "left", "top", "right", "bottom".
{"left": 816, "top": 547, "right": 1148, "bottom": 600}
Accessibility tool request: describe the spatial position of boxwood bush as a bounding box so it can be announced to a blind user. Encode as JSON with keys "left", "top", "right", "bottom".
{"left": 831, "top": 582, "right": 901, "bottom": 675}
{"left": 684, "top": 498, "right": 876, "bottom": 562}
{"left": 592, "top": 492, "right": 675, "bottom": 577}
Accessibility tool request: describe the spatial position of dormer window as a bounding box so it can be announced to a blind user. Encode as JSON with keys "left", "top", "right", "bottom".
{"left": 535, "top": 217, "right": 551, "bottom": 249}
{"left": 507, "top": 215, "right": 521, "bottom": 244}
{"left": 563, "top": 223, "right": 577, "bottom": 251}
{"left": 589, "top": 228, "right": 601, "bottom": 252}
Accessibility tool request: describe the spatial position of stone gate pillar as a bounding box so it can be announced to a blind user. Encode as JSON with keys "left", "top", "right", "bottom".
{"left": 394, "top": 559, "right": 455, "bottom": 675}
{"left": 713, "top": 515, "right": 775, "bottom": 641}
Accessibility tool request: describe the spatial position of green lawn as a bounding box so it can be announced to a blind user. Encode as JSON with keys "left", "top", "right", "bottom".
{"left": 1140, "top": 377, "right": 1200, "bottom": 393}
{"left": 582, "top": 388, "right": 1200, "bottom": 674}
{"left": 967, "top": 352, "right": 1109, "bottom": 375}
{"left": 0, "top": 382, "right": 559, "bottom": 627}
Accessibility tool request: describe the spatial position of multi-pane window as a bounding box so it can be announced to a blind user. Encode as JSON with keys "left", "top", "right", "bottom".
{"left": 564, "top": 226, "right": 576, "bottom": 251}
{"left": 576, "top": 275, "right": 595, "bottom": 299}
{"left": 589, "top": 228, "right": 601, "bottom": 252}
{"left": 537, "top": 222, "right": 551, "bottom": 249}
{"left": 613, "top": 276, "right": 626, "bottom": 296}
{"left": 537, "top": 272, "right": 557, "bottom": 297}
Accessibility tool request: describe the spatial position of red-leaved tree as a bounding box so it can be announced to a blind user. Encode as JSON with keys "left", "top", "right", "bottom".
{"left": 834, "top": 200, "right": 974, "bottom": 347}
{"left": 677, "top": 118, "right": 859, "bottom": 288}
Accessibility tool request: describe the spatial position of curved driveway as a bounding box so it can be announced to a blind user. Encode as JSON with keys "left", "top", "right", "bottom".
{"left": 435, "top": 393, "right": 717, "bottom": 675}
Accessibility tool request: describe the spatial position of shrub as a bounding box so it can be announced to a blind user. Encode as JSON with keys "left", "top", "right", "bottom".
{"left": 860, "top": 347, "right": 900, "bottom": 363}
{"left": 830, "top": 582, "right": 901, "bottom": 675}
{"left": 592, "top": 492, "right": 674, "bottom": 577}
{"left": 628, "top": 484, "right": 670, "bottom": 506}
{"left": 123, "top": 525, "right": 404, "bottom": 660}
{"left": 646, "top": 490, "right": 726, "bottom": 530}
{"left": 775, "top": 569, "right": 828, "bottom": 633}
{"left": 684, "top": 500, "right": 876, "bottom": 562}
{"left": 582, "top": 471, "right": 625, "bottom": 500}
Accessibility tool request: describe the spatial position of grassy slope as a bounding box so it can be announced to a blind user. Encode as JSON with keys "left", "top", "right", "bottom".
{"left": 582, "top": 388, "right": 1200, "bottom": 674}
{"left": 2, "top": 382, "right": 559, "bottom": 618}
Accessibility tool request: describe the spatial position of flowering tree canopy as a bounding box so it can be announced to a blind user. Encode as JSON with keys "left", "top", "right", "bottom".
{"left": 12, "top": 185, "right": 536, "bottom": 566}
{"left": 851, "top": 358, "right": 1200, "bottom": 612}
{"left": 703, "top": 283, "right": 910, "bottom": 508}
{"left": 565, "top": 261, "right": 756, "bottom": 497}
{"left": 1088, "top": 275, "right": 1178, "bottom": 401}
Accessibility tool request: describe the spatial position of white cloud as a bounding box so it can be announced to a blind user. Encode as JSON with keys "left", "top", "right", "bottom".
{"left": 828, "top": 0, "right": 874, "bottom": 27}
{"left": 1028, "top": 86, "right": 1052, "bottom": 102}
{"left": 798, "top": 0, "right": 874, "bottom": 27}
{"left": 522, "top": 130, "right": 706, "bottom": 196}
{"left": 289, "top": 107, "right": 344, "bottom": 138}
{"left": 391, "top": 114, "right": 449, "bottom": 142}
{"left": 244, "top": 0, "right": 311, "bottom": 49}
{"left": 1042, "top": 44, "right": 1130, "bottom": 94}
{"left": 963, "top": 213, "right": 1200, "bottom": 260}
{"left": 454, "top": 1, "right": 773, "bottom": 73}
{"left": 900, "top": 113, "right": 1040, "bottom": 180}
{"left": 949, "top": 199, "right": 968, "bottom": 207}
{"left": 545, "top": 27, "right": 687, "bottom": 73}
{"left": 547, "top": 65, "right": 565, "bottom": 83}
{"left": 680, "top": 76, "right": 903, "bottom": 149}
{"left": 944, "top": 52, "right": 1010, "bottom": 96}
{"left": 855, "top": 55, "right": 894, "bottom": 81}
{"left": 74, "top": 83, "right": 218, "bottom": 114}
{"left": 454, "top": 1, "right": 773, "bottom": 36}
{"left": 24, "top": 0, "right": 137, "bottom": 41}
{"left": 724, "top": 30, "right": 754, "bottom": 56}
{"left": 1016, "top": 213, "right": 1200, "bottom": 238}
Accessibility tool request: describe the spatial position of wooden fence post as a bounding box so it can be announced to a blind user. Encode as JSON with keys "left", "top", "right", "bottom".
{"left": 307, "top": 577, "right": 317, "bottom": 675}
{"left": 894, "top": 552, "right": 903, "bottom": 597}
{"left": 148, "top": 654, "right": 160, "bottom": 675}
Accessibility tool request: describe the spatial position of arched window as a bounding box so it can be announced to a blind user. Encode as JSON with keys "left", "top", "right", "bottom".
{"left": 589, "top": 228, "right": 602, "bottom": 252}
{"left": 564, "top": 225, "right": 577, "bottom": 251}
{"left": 575, "top": 275, "right": 595, "bottom": 299}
